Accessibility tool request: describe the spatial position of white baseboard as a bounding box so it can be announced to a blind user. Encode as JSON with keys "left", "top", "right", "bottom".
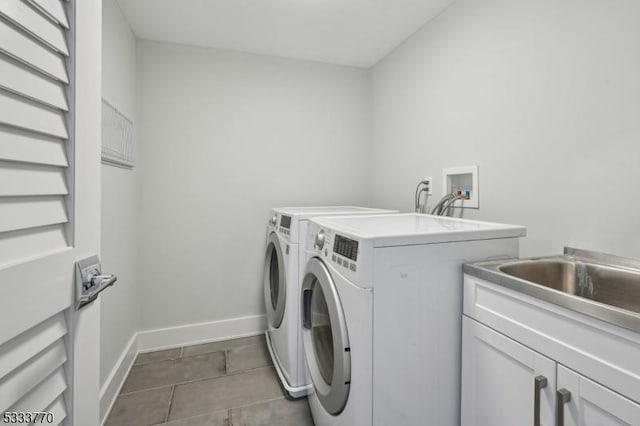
{"left": 136, "top": 314, "right": 267, "bottom": 353}
{"left": 99, "top": 333, "right": 138, "bottom": 425}
{"left": 99, "top": 314, "right": 266, "bottom": 424}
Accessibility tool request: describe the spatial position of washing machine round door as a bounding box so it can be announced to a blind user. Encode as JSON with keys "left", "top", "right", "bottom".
{"left": 301, "top": 257, "right": 350, "bottom": 415}
{"left": 264, "top": 232, "right": 286, "bottom": 328}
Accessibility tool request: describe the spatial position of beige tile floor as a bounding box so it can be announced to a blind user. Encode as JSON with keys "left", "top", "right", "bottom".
{"left": 105, "top": 335, "right": 314, "bottom": 426}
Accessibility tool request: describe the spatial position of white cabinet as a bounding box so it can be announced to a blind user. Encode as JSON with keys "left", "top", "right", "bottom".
{"left": 462, "top": 274, "right": 640, "bottom": 426}
{"left": 557, "top": 366, "right": 640, "bottom": 426}
{"left": 462, "top": 317, "right": 640, "bottom": 426}
{"left": 461, "top": 317, "right": 555, "bottom": 426}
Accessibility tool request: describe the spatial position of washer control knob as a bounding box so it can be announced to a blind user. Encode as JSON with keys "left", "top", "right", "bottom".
{"left": 315, "top": 230, "right": 326, "bottom": 250}
{"left": 269, "top": 215, "right": 277, "bottom": 226}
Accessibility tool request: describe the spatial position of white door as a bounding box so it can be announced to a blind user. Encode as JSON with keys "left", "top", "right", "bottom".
{"left": 264, "top": 231, "right": 287, "bottom": 329}
{"left": 557, "top": 365, "right": 640, "bottom": 426}
{"left": 0, "top": 1, "right": 101, "bottom": 425}
{"left": 461, "top": 317, "right": 556, "bottom": 426}
{"left": 300, "top": 257, "right": 351, "bottom": 415}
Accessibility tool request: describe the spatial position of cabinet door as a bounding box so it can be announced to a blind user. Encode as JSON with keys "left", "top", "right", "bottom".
{"left": 557, "top": 365, "right": 640, "bottom": 426}
{"left": 462, "top": 316, "right": 556, "bottom": 426}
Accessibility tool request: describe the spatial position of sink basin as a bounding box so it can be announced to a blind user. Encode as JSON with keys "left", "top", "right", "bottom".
{"left": 498, "top": 259, "right": 640, "bottom": 315}
{"left": 464, "top": 248, "right": 640, "bottom": 333}
{"left": 500, "top": 260, "right": 577, "bottom": 292}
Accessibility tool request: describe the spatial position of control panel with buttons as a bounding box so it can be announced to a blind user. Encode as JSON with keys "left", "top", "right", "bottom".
{"left": 278, "top": 226, "right": 290, "bottom": 235}
{"left": 311, "top": 227, "right": 358, "bottom": 274}
{"left": 333, "top": 234, "right": 359, "bottom": 261}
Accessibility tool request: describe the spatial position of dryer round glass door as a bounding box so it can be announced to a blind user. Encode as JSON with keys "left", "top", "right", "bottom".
{"left": 264, "top": 232, "right": 286, "bottom": 328}
{"left": 311, "top": 287, "right": 334, "bottom": 385}
{"left": 268, "top": 250, "right": 279, "bottom": 310}
{"left": 301, "top": 258, "right": 351, "bottom": 415}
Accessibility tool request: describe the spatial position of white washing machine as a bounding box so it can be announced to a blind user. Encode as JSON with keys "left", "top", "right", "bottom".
{"left": 300, "top": 213, "right": 526, "bottom": 425}
{"left": 264, "top": 206, "right": 397, "bottom": 398}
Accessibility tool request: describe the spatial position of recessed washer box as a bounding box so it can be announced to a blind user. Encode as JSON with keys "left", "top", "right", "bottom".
{"left": 442, "top": 165, "right": 479, "bottom": 209}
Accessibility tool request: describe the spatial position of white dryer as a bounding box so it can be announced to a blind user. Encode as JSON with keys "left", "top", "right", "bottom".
{"left": 264, "top": 206, "right": 397, "bottom": 398}
{"left": 300, "top": 213, "right": 526, "bottom": 425}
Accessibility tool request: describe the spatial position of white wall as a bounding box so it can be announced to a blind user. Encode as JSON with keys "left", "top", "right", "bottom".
{"left": 101, "top": 0, "right": 137, "bottom": 385}
{"left": 370, "top": 0, "right": 640, "bottom": 258}
{"left": 136, "top": 41, "right": 370, "bottom": 330}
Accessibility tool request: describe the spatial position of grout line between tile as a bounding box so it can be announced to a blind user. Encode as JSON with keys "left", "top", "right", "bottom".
{"left": 132, "top": 349, "right": 182, "bottom": 366}
{"left": 136, "top": 365, "right": 279, "bottom": 397}
{"left": 179, "top": 336, "right": 265, "bottom": 356}
{"left": 164, "top": 385, "right": 176, "bottom": 423}
{"left": 120, "top": 350, "right": 231, "bottom": 395}
{"left": 179, "top": 346, "right": 184, "bottom": 358}
{"left": 224, "top": 349, "right": 229, "bottom": 375}
{"left": 169, "top": 396, "right": 289, "bottom": 425}
{"left": 229, "top": 395, "right": 288, "bottom": 412}
{"left": 119, "top": 383, "right": 174, "bottom": 396}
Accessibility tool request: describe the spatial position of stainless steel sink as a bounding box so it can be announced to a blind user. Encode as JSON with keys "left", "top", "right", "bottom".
{"left": 500, "top": 260, "right": 578, "bottom": 293}
{"left": 464, "top": 248, "right": 640, "bottom": 333}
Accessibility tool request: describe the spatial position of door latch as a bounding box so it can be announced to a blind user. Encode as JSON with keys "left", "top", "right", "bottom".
{"left": 75, "top": 255, "right": 117, "bottom": 310}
